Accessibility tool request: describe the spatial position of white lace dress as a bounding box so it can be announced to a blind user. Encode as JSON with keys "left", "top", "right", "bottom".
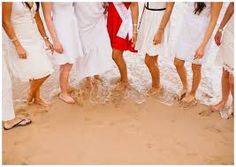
{"left": 216, "top": 14, "right": 234, "bottom": 74}
{"left": 3, "top": 2, "right": 54, "bottom": 82}
{"left": 74, "top": 2, "right": 112, "bottom": 81}
{"left": 175, "top": 2, "right": 212, "bottom": 64}
{"left": 136, "top": 2, "right": 170, "bottom": 57}
{"left": 51, "top": 2, "right": 84, "bottom": 65}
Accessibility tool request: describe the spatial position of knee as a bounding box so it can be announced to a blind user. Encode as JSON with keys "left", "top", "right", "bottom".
{"left": 174, "top": 58, "right": 184, "bottom": 69}
{"left": 112, "top": 54, "right": 118, "bottom": 61}
{"left": 112, "top": 50, "right": 122, "bottom": 61}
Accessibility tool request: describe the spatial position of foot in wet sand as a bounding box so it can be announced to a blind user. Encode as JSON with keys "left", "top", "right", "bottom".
{"left": 27, "top": 90, "right": 34, "bottom": 105}
{"left": 180, "top": 93, "right": 198, "bottom": 108}
{"left": 59, "top": 93, "right": 75, "bottom": 104}
{"left": 146, "top": 86, "right": 163, "bottom": 97}
{"left": 114, "top": 81, "right": 129, "bottom": 91}
{"left": 211, "top": 101, "right": 226, "bottom": 112}
{"left": 227, "top": 105, "right": 234, "bottom": 119}
{"left": 34, "top": 98, "right": 50, "bottom": 107}
{"left": 177, "top": 88, "right": 188, "bottom": 101}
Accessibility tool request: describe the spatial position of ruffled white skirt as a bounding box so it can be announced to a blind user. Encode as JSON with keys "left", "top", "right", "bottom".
{"left": 136, "top": 8, "right": 170, "bottom": 57}
{"left": 216, "top": 16, "right": 234, "bottom": 74}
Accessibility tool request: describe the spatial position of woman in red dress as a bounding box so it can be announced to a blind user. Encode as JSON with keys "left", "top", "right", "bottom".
{"left": 107, "top": 2, "right": 138, "bottom": 90}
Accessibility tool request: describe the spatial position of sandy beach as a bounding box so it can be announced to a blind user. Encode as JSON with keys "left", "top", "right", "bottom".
{"left": 2, "top": 2, "right": 233, "bottom": 165}
{"left": 3, "top": 93, "right": 234, "bottom": 164}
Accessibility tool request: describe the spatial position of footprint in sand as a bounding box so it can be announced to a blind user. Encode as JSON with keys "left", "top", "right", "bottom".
{"left": 109, "top": 122, "right": 116, "bottom": 126}
{"left": 198, "top": 109, "right": 212, "bottom": 117}
{"left": 146, "top": 142, "right": 153, "bottom": 149}
{"left": 186, "top": 152, "right": 198, "bottom": 157}
{"left": 205, "top": 125, "right": 222, "bottom": 133}
{"left": 116, "top": 118, "right": 140, "bottom": 134}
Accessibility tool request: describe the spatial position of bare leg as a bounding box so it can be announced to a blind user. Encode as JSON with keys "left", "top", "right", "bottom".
{"left": 182, "top": 63, "right": 202, "bottom": 102}
{"left": 112, "top": 49, "right": 128, "bottom": 90}
{"left": 145, "top": 54, "right": 161, "bottom": 95}
{"left": 228, "top": 73, "right": 234, "bottom": 116}
{"left": 85, "top": 77, "right": 93, "bottom": 89}
{"left": 28, "top": 75, "right": 50, "bottom": 106}
{"left": 211, "top": 68, "right": 230, "bottom": 112}
{"left": 59, "top": 63, "right": 75, "bottom": 104}
{"left": 174, "top": 57, "right": 189, "bottom": 100}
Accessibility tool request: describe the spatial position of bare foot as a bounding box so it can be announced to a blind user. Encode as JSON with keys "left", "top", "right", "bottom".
{"left": 210, "top": 101, "right": 226, "bottom": 112}
{"left": 177, "top": 88, "right": 188, "bottom": 101}
{"left": 34, "top": 98, "right": 50, "bottom": 107}
{"left": 114, "top": 81, "right": 129, "bottom": 91}
{"left": 227, "top": 103, "right": 234, "bottom": 119}
{"left": 85, "top": 77, "right": 94, "bottom": 90}
{"left": 182, "top": 93, "right": 196, "bottom": 103}
{"left": 146, "top": 86, "right": 163, "bottom": 96}
{"left": 59, "top": 93, "right": 75, "bottom": 104}
{"left": 27, "top": 90, "right": 34, "bottom": 105}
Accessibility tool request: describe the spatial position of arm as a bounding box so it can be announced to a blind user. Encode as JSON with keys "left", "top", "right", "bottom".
{"left": 158, "top": 2, "right": 174, "bottom": 31}
{"left": 153, "top": 2, "right": 174, "bottom": 45}
{"left": 218, "top": 2, "right": 234, "bottom": 30}
{"left": 42, "top": 2, "right": 63, "bottom": 53}
{"left": 2, "top": 2, "right": 27, "bottom": 59}
{"left": 195, "top": 2, "right": 223, "bottom": 59}
{"left": 130, "top": 2, "right": 139, "bottom": 47}
{"left": 215, "top": 2, "right": 234, "bottom": 46}
{"left": 34, "top": 9, "right": 53, "bottom": 52}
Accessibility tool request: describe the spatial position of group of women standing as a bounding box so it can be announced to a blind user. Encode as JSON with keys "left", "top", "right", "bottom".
{"left": 2, "top": 2, "right": 234, "bottom": 130}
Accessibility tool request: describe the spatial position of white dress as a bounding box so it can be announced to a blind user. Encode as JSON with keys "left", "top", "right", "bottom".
{"left": 74, "top": 2, "right": 112, "bottom": 81}
{"left": 51, "top": 2, "right": 84, "bottom": 65}
{"left": 136, "top": 2, "right": 170, "bottom": 57}
{"left": 175, "top": 2, "right": 212, "bottom": 64}
{"left": 3, "top": 2, "right": 54, "bottom": 82}
{"left": 2, "top": 54, "right": 15, "bottom": 121}
{"left": 216, "top": 14, "right": 234, "bottom": 74}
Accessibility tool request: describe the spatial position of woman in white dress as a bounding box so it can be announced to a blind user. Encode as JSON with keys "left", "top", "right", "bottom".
{"left": 136, "top": 2, "right": 174, "bottom": 96}
{"left": 211, "top": 2, "right": 234, "bottom": 118}
{"left": 2, "top": 2, "right": 54, "bottom": 107}
{"left": 42, "top": 2, "right": 83, "bottom": 104}
{"left": 74, "top": 2, "right": 112, "bottom": 86}
{"left": 2, "top": 52, "right": 31, "bottom": 130}
{"left": 174, "top": 2, "right": 222, "bottom": 104}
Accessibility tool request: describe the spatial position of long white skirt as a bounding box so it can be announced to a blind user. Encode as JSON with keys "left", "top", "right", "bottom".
{"left": 76, "top": 15, "right": 112, "bottom": 81}
{"left": 136, "top": 8, "right": 170, "bottom": 57}
{"left": 2, "top": 54, "right": 15, "bottom": 121}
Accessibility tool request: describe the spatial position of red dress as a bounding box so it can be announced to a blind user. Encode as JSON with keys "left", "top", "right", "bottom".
{"left": 107, "top": 2, "right": 136, "bottom": 52}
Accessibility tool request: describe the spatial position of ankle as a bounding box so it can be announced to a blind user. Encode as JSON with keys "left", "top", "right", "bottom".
{"left": 189, "top": 91, "right": 196, "bottom": 97}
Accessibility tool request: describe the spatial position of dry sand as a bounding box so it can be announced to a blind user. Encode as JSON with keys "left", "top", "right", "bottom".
{"left": 2, "top": 94, "right": 234, "bottom": 165}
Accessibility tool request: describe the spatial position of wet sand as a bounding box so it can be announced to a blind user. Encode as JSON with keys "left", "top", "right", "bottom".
{"left": 2, "top": 95, "right": 234, "bottom": 165}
